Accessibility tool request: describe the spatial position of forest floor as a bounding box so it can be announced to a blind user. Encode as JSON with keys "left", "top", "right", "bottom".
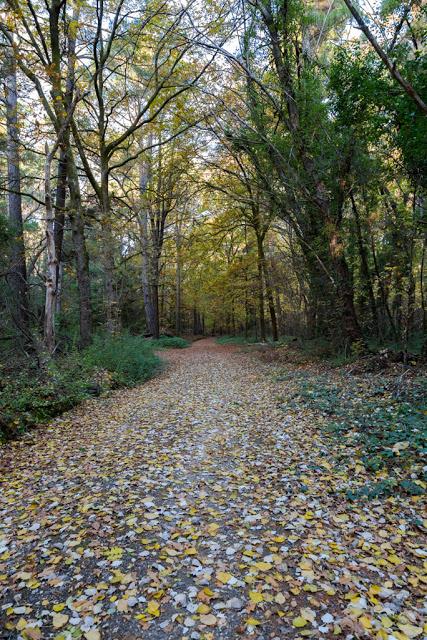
{"left": 0, "top": 338, "right": 426, "bottom": 640}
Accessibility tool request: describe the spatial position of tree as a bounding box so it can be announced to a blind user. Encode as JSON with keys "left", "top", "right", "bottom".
{"left": 2, "top": 38, "right": 30, "bottom": 345}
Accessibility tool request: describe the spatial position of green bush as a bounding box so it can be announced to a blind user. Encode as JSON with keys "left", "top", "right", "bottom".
{"left": 83, "top": 334, "right": 161, "bottom": 386}
{"left": 216, "top": 335, "right": 258, "bottom": 345}
{"left": 0, "top": 355, "right": 93, "bottom": 439}
{"left": 0, "top": 334, "right": 161, "bottom": 441}
{"left": 150, "top": 336, "right": 189, "bottom": 349}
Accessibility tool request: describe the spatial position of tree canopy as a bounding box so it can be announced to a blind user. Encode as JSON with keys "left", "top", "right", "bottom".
{"left": 0, "top": 0, "right": 426, "bottom": 354}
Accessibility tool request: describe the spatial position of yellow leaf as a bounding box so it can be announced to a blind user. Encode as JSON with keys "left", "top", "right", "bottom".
{"left": 247, "top": 617, "right": 261, "bottom": 626}
{"left": 16, "top": 619, "right": 28, "bottom": 631}
{"left": 52, "top": 604, "right": 66, "bottom": 612}
{"left": 146, "top": 601, "right": 160, "bottom": 617}
{"left": 380, "top": 615, "right": 393, "bottom": 629}
{"left": 292, "top": 616, "right": 308, "bottom": 627}
{"left": 207, "top": 523, "right": 220, "bottom": 535}
{"left": 272, "top": 536, "right": 285, "bottom": 543}
{"left": 105, "top": 546, "right": 123, "bottom": 561}
{"left": 216, "top": 571, "right": 233, "bottom": 584}
{"left": 369, "top": 585, "right": 382, "bottom": 595}
{"left": 249, "top": 591, "right": 264, "bottom": 604}
{"left": 359, "top": 616, "right": 372, "bottom": 629}
{"left": 254, "top": 562, "right": 272, "bottom": 571}
{"left": 116, "top": 599, "right": 128, "bottom": 613}
{"left": 197, "top": 603, "right": 210, "bottom": 614}
{"left": 23, "top": 629, "right": 42, "bottom": 640}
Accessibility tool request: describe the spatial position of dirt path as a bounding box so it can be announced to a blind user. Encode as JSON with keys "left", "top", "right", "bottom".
{"left": 0, "top": 339, "right": 425, "bottom": 640}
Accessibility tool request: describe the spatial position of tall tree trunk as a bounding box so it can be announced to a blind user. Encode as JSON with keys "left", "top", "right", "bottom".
{"left": 256, "top": 246, "right": 266, "bottom": 341}
{"left": 102, "top": 222, "right": 120, "bottom": 334}
{"left": 70, "top": 212, "right": 92, "bottom": 347}
{"left": 329, "top": 227, "right": 363, "bottom": 345}
{"left": 150, "top": 249, "right": 160, "bottom": 339}
{"left": 350, "top": 192, "right": 378, "bottom": 334}
{"left": 175, "top": 233, "right": 182, "bottom": 335}
{"left": 4, "top": 44, "right": 30, "bottom": 343}
{"left": 370, "top": 234, "right": 398, "bottom": 339}
{"left": 101, "top": 158, "right": 120, "bottom": 334}
{"left": 44, "top": 143, "right": 57, "bottom": 354}
{"left": 54, "top": 147, "right": 67, "bottom": 316}
{"left": 257, "top": 235, "right": 278, "bottom": 341}
{"left": 421, "top": 234, "right": 426, "bottom": 339}
{"left": 138, "top": 153, "right": 157, "bottom": 337}
{"left": 65, "top": 148, "right": 92, "bottom": 347}
{"left": 59, "top": 5, "right": 92, "bottom": 347}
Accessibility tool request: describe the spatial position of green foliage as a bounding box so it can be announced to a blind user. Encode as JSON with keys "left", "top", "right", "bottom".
{"left": 0, "top": 213, "right": 10, "bottom": 245}
{"left": 329, "top": 44, "right": 427, "bottom": 185}
{"left": 0, "top": 334, "right": 161, "bottom": 441}
{"left": 278, "top": 370, "right": 426, "bottom": 498}
{"left": 0, "top": 356, "right": 93, "bottom": 440}
{"left": 216, "top": 335, "right": 258, "bottom": 345}
{"left": 149, "top": 336, "right": 190, "bottom": 349}
{"left": 83, "top": 334, "right": 161, "bottom": 386}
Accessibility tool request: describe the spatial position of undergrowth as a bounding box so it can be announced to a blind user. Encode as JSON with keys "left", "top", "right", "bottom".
{"left": 216, "top": 335, "right": 260, "bottom": 345}
{"left": 0, "top": 333, "right": 185, "bottom": 441}
{"left": 277, "top": 369, "right": 427, "bottom": 499}
{"left": 150, "top": 336, "right": 189, "bottom": 349}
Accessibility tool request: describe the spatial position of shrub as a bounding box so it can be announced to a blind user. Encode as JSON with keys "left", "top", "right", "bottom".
{"left": 0, "top": 355, "right": 93, "bottom": 440}
{"left": 216, "top": 335, "right": 258, "bottom": 345}
{"left": 150, "top": 336, "right": 189, "bottom": 349}
{"left": 83, "top": 334, "right": 161, "bottom": 386}
{"left": 0, "top": 334, "right": 161, "bottom": 441}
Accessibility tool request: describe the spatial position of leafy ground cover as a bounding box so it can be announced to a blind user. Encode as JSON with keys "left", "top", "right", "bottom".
{"left": 276, "top": 368, "right": 426, "bottom": 501}
{"left": 0, "top": 334, "right": 189, "bottom": 441}
{"left": 0, "top": 339, "right": 425, "bottom": 640}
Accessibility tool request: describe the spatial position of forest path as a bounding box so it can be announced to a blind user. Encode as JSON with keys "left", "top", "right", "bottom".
{"left": 1, "top": 339, "right": 425, "bottom": 640}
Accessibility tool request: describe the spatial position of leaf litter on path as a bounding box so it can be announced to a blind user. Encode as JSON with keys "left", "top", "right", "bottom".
{"left": 0, "top": 338, "right": 425, "bottom": 639}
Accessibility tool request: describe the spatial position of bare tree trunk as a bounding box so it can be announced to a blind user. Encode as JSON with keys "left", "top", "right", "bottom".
{"left": 102, "top": 222, "right": 120, "bottom": 334}
{"left": 329, "top": 227, "right": 363, "bottom": 345}
{"left": 421, "top": 234, "right": 426, "bottom": 338}
{"left": 69, "top": 207, "right": 92, "bottom": 347}
{"left": 44, "top": 143, "right": 57, "bottom": 354}
{"left": 138, "top": 151, "right": 157, "bottom": 337}
{"left": 4, "top": 43, "right": 30, "bottom": 343}
{"left": 350, "top": 192, "right": 378, "bottom": 334}
{"left": 150, "top": 250, "right": 160, "bottom": 339}
{"left": 55, "top": 4, "right": 92, "bottom": 347}
{"left": 256, "top": 246, "right": 266, "bottom": 342}
{"left": 54, "top": 147, "right": 67, "bottom": 316}
{"left": 101, "top": 156, "right": 120, "bottom": 334}
{"left": 257, "top": 236, "right": 278, "bottom": 341}
{"left": 370, "top": 234, "right": 398, "bottom": 339}
{"left": 175, "top": 220, "right": 182, "bottom": 335}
